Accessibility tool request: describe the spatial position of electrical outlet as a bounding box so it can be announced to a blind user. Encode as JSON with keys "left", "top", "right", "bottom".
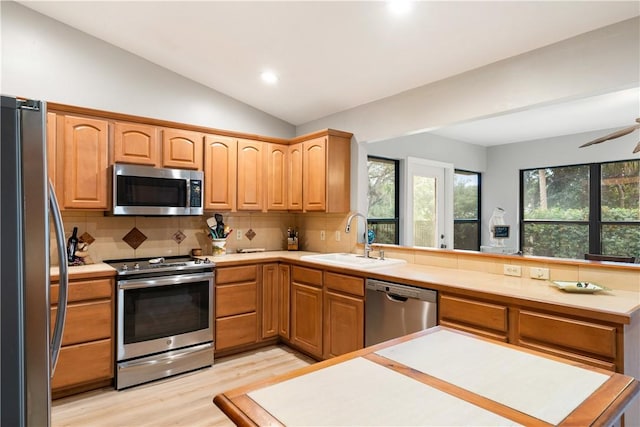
{"left": 335, "top": 231, "right": 341, "bottom": 241}
{"left": 236, "top": 229, "right": 243, "bottom": 240}
{"left": 530, "top": 267, "right": 550, "bottom": 280}
{"left": 320, "top": 230, "right": 326, "bottom": 241}
{"left": 503, "top": 265, "right": 522, "bottom": 277}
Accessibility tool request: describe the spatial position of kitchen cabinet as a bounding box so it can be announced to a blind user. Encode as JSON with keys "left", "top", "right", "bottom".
{"left": 112, "top": 122, "right": 160, "bottom": 166}
{"left": 439, "top": 293, "right": 509, "bottom": 342}
{"left": 59, "top": 114, "right": 109, "bottom": 209}
{"left": 50, "top": 276, "right": 113, "bottom": 398}
{"left": 287, "top": 143, "right": 303, "bottom": 211}
{"left": 261, "top": 263, "right": 279, "bottom": 339}
{"left": 278, "top": 264, "right": 291, "bottom": 339}
{"left": 161, "top": 128, "right": 203, "bottom": 170}
{"left": 301, "top": 131, "right": 351, "bottom": 213}
{"left": 266, "top": 143, "right": 288, "bottom": 211}
{"left": 215, "top": 265, "right": 259, "bottom": 351}
{"left": 203, "top": 134, "right": 237, "bottom": 211}
{"left": 323, "top": 271, "right": 364, "bottom": 358}
{"left": 290, "top": 266, "right": 323, "bottom": 359}
{"left": 236, "top": 139, "right": 264, "bottom": 211}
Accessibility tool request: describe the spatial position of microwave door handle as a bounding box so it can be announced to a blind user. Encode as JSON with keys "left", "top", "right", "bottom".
{"left": 186, "top": 179, "right": 191, "bottom": 210}
{"left": 49, "top": 180, "right": 68, "bottom": 375}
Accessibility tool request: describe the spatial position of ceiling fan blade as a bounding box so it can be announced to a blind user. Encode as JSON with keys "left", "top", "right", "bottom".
{"left": 633, "top": 141, "right": 640, "bottom": 154}
{"left": 579, "top": 124, "right": 640, "bottom": 147}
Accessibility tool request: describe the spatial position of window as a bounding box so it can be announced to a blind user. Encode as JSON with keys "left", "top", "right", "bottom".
{"left": 453, "top": 170, "right": 481, "bottom": 251}
{"left": 367, "top": 156, "right": 399, "bottom": 244}
{"left": 520, "top": 160, "right": 639, "bottom": 261}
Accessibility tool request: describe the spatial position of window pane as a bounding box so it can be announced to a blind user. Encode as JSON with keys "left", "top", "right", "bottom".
{"left": 523, "top": 166, "right": 589, "bottom": 221}
{"left": 369, "top": 222, "right": 397, "bottom": 245}
{"left": 454, "top": 171, "right": 478, "bottom": 220}
{"left": 413, "top": 175, "right": 436, "bottom": 247}
{"left": 368, "top": 158, "right": 396, "bottom": 219}
{"left": 454, "top": 222, "right": 478, "bottom": 251}
{"left": 601, "top": 160, "right": 640, "bottom": 222}
{"left": 522, "top": 223, "right": 588, "bottom": 259}
{"left": 601, "top": 224, "right": 640, "bottom": 260}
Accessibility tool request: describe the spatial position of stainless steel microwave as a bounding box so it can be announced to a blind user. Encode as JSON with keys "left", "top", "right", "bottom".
{"left": 112, "top": 164, "right": 203, "bottom": 216}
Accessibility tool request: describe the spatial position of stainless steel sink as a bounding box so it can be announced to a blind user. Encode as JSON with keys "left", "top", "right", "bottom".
{"left": 300, "top": 253, "right": 406, "bottom": 269}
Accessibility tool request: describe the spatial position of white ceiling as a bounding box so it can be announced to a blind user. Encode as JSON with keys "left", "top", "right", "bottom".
{"left": 19, "top": 1, "right": 640, "bottom": 144}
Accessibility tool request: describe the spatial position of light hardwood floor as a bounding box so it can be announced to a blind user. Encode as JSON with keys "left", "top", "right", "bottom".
{"left": 52, "top": 345, "right": 314, "bottom": 426}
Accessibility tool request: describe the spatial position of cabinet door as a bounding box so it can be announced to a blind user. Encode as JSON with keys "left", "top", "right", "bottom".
{"left": 162, "top": 128, "right": 203, "bottom": 170}
{"left": 261, "top": 263, "right": 279, "bottom": 339}
{"left": 62, "top": 115, "right": 109, "bottom": 209}
{"left": 290, "top": 282, "right": 323, "bottom": 358}
{"left": 287, "top": 143, "right": 303, "bottom": 211}
{"left": 113, "top": 122, "right": 159, "bottom": 166}
{"left": 266, "top": 143, "right": 288, "bottom": 211}
{"left": 204, "top": 135, "right": 237, "bottom": 210}
{"left": 237, "top": 139, "right": 264, "bottom": 211}
{"left": 278, "top": 264, "right": 290, "bottom": 339}
{"left": 302, "top": 137, "right": 326, "bottom": 211}
{"left": 323, "top": 291, "right": 363, "bottom": 359}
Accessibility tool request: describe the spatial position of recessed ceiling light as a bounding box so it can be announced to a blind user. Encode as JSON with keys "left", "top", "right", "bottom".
{"left": 261, "top": 70, "right": 278, "bottom": 85}
{"left": 387, "top": 0, "right": 412, "bottom": 15}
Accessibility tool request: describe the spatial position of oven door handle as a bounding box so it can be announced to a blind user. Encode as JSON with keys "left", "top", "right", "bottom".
{"left": 118, "top": 272, "right": 214, "bottom": 290}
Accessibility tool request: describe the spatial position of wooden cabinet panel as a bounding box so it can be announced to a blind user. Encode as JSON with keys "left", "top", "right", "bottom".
{"left": 51, "top": 278, "right": 112, "bottom": 304}
{"left": 287, "top": 143, "right": 303, "bottom": 211}
{"left": 517, "top": 310, "right": 617, "bottom": 364}
{"left": 302, "top": 137, "right": 326, "bottom": 212}
{"left": 291, "top": 282, "right": 323, "bottom": 358}
{"left": 266, "top": 143, "right": 288, "bottom": 211}
{"left": 439, "top": 294, "right": 508, "bottom": 342}
{"left": 216, "top": 265, "right": 258, "bottom": 284}
{"left": 162, "top": 128, "right": 203, "bottom": 170}
{"left": 62, "top": 115, "right": 109, "bottom": 209}
{"left": 278, "top": 264, "right": 291, "bottom": 339}
{"left": 237, "top": 139, "right": 264, "bottom": 211}
{"left": 204, "top": 134, "right": 237, "bottom": 210}
{"left": 261, "top": 263, "right": 279, "bottom": 339}
{"left": 324, "top": 271, "right": 364, "bottom": 297}
{"left": 216, "top": 283, "right": 257, "bottom": 317}
{"left": 323, "top": 291, "right": 364, "bottom": 359}
{"left": 291, "top": 265, "right": 323, "bottom": 288}
{"left": 52, "top": 339, "right": 113, "bottom": 390}
{"left": 51, "top": 301, "right": 111, "bottom": 346}
{"left": 216, "top": 313, "right": 258, "bottom": 350}
{"left": 113, "top": 122, "right": 159, "bottom": 166}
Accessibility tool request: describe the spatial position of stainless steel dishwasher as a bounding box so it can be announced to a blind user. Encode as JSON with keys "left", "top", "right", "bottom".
{"left": 365, "top": 278, "right": 438, "bottom": 347}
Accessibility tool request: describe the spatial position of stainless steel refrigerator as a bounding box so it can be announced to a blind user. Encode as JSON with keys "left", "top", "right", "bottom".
{"left": 1, "top": 96, "right": 69, "bottom": 426}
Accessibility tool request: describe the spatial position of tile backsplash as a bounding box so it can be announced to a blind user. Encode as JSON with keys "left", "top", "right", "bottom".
{"left": 51, "top": 211, "right": 359, "bottom": 265}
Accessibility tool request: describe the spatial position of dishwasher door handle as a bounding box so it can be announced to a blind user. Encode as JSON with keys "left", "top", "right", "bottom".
{"left": 386, "top": 293, "right": 408, "bottom": 302}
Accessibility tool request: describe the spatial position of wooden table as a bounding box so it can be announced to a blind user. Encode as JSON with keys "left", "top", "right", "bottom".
{"left": 214, "top": 327, "right": 639, "bottom": 426}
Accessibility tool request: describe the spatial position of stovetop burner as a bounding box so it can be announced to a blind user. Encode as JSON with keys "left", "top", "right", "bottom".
{"left": 105, "top": 255, "right": 213, "bottom": 276}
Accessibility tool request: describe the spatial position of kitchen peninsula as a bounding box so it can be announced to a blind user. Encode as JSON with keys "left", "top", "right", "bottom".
{"left": 214, "top": 326, "right": 640, "bottom": 426}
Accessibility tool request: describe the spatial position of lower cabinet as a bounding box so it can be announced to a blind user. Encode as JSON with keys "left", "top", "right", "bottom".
{"left": 261, "top": 263, "right": 279, "bottom": 339}
{"left": 50, "top": 276, "right": 114, "bottom": 398}
{"left": 290, "top": 266, "right": 324, "bottom": 358}
{"left": 323, "top": 272, "right": 364, "bottom": 359}
{"left": 277, "top": 264, "right": 291, "bottom": 339}
{"left": 439, "top": 294, "right": 509, "bottom": 342}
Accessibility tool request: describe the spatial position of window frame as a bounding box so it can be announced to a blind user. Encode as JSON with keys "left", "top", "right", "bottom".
{"left": 453, "top": 169, "right": 482, "bottom": 251}
{"left": 367, "top": 156, "right": 400, "bottom": 245}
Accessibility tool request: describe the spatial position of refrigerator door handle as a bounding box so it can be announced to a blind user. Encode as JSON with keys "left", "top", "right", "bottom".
{"left": 49, "top": 181, "right": 68, "bottom": 375}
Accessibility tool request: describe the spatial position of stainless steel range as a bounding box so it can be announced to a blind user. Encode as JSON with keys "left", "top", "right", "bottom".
{"left": 106, "top": 255, "right": 215, "bottom": 389}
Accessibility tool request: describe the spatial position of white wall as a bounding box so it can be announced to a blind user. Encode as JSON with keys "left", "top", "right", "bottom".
{"left": 0, "top": 2, "right": 295, "bottom": 138}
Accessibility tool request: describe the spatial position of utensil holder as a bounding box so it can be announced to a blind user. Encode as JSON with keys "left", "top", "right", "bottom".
{"left": 212, "top": 238, "right": 227, "bottom": 256}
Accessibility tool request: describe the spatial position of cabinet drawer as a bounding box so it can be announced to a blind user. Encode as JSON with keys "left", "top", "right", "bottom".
{"left": 51, "top": 278, "right": 112, "bottom": 304}
{"left": 440, "top": 295, "right": 508, "bottom": 333}
{"left": 518, "top": 311, "right": 617, "bottom": 360}
{"left": 51, "top": 300, "right": 112, "bottom": 346}
{"left": 215, "top": 312, "right": 258, "bottom": 349}
{"left": 324, "top": 272, "right": 364, "bottom": 296}
{"left": 52, "top": 339, "right": 112, "bottom": 390}
{"left": 292, "top": 266, "right": 323, "bottom": 287}
{"left": 216, "top": 265, "right": 258, "bottom": 284}
{"left": 216, "top": 282, "right": 257, "bottom": 317}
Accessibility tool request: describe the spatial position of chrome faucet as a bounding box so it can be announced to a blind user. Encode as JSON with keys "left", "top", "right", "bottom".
{"left": 345, "top": 212, "right": 371, "bottom": 258}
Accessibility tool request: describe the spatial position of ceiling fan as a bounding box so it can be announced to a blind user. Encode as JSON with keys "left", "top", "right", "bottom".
{"left": 580, "top": 118, "right": 640, "bottom": 153}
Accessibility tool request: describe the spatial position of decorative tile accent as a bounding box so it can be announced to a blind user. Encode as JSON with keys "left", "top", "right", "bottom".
{"left": 245, "top": 228, "right": 256, "bottom": 241}
{"left": 122, "top": 227, "right": 147, "bottom": 250}
{"left": 79, "top": 231, "right": 95, "bottom": 245}
{"left": 172, "top": 230, "right": 186, "bottom": 244}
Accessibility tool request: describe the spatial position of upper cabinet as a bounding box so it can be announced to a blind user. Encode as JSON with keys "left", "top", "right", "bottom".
{"left": 60, "top": 115, "right": 109, "bottom": 209}
{"left": 287, "top": 143, "right": 303, "bottom": 211}
{"left": 112, "top": 122, "right": 160, "bottom": 166}
{"left": 204, "top": 134, "right": 237, "bottom": 211}
{"left": 266, "top": 143, "right": 288, "bottom": 211}
{"left": 300, "top": 131, "right": 351, "bottom": 213}
{"left": 237, "top": 139, "right": 265, "bottom": 211}
{"left": 161, "top": 128, "right": 203, "bottom": 170}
